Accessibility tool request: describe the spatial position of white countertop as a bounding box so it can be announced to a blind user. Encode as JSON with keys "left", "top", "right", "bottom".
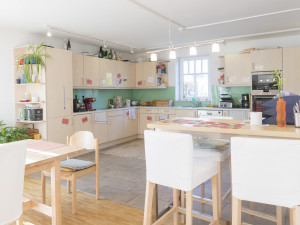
{"left": 73, "top": 106, "right": 250, "bottom": 115}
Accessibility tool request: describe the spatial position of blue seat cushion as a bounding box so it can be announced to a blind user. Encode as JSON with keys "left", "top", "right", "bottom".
{"left": 60, "top": 159, "right": 95, "bottom": 171}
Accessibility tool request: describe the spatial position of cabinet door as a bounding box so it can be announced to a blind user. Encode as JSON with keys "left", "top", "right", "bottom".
{"left": 123, "top": 109, "right": 138, "bottom": 137}
{"left": 115, "top": 61, "right": 129, "bottom": 87}
{"left": 93, "top": 123, "right": 108, "bottom": 144}
{"left": 99, "top": 58, "right": 116, "bottom": 87}
{"left": 227, "top": 110, "right": 249, "bottom": 120}
{"left": 251, "top": 49, "right": 283, "bottom": 71}
{"left": 108, "top": 116, "right": 124, "bottom": 141}
{"left": 225, "top": 54, "right": 251, "bottom": 85}
{"left": 175, "top": 109, "right": 197, "bottom": 118}
{"left": 136, "top": 63, "right": 144, "bottom": 87}
{"left": 127, "top": 63, "right": 136, "bottom": 88}
{"left": 143, "top": 62, "right": 156, "bottom": 87}
{"left": 47, "top": 116, "right": 74, "bottom": 144}
{"left": 138, "top": 113, "right": 158, "bottom": 134}
{"left": 46, "top": 48, "right": 73, "bottom": 118}
{"left": 83, "top": 56, "right": 99, "bottom": 87}
{"left": 72, "top": 54, "right": 84, "bottom": 87}
{"left": 283, "top": 47, "right": 300, "bottom": 95}
{"left": 74, "top": 114, "right": 93, "bottom": 133}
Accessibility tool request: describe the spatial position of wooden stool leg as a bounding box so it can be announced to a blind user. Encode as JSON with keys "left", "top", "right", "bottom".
{"left": 212, "top": 175, "right": 220, "bottom": 222}
{"left": 218, "top": 161, "right": 222, "bottom": 216}
{"left": 16, "top": 215, "right": 23, "bottom": 225}
{"left": 290, "top": 209, "right": 294, "bottom": 225}
{"left": 72, "top": 174, "right": 77, "bottom": 214}
{"left": 276, "top": 206, "right": 282, "bottom": 225}
{"left": 67, "top": 180, "right": 71, "bottom": 194}
{"left": 173, "top": 189, "right": 179, "bottom": 225}
{"left": 41, "top": 172, "right": 46, "bottom": 204}
{"left": 250, "top": 202, "right": 254, "bottom": 210}
{"left": 186, "top": 190, "right": 193, "bottom": 225}
{"left": 293, "top": 206, "right": 300, "bottom": 225}
{"left": 228, "top": 155, "right": 232, "bottom": 180}
{"left": 180, "top": 191, "right": 185, "bottom": 224}
{"left": 143, "top": 181, "right": 155, "bottom": 225}
{"left": 201, "top": 183, "right": 205, "bottom": 208}
{"left": 96, "top": 165, "right": 100, "bottom": 200}
{"left": 232, "top": 196, "right": 242, "bottom": 225}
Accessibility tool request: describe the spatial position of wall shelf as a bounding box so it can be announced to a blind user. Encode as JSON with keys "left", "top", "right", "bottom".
{"left": 16, "top": 101, "right": 45, "bottom": 104}
{"left": 16, "top": 120, "right": 46, "bottom": 123}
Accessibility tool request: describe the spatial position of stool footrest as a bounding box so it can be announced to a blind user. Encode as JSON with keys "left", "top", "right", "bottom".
{"left": 192, "top": 194, "right": 213, "bottom": 205}
{"left": 153, "top": 207, "right": 176, "bottom": 225}
{"left": 241, "top": 207, "right": 277, "bottom": 222}
{"left": 178, "top": 206, "right": 213, "bottom": 222}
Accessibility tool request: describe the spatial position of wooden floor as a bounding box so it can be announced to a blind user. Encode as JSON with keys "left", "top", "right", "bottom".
{"left": 17, "top": 176, "right": 175, "bottom": 225}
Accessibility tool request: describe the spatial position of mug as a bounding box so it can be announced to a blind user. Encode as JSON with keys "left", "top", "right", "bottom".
{"left": 250, "top": 112, "right": 262, "bottom": 126}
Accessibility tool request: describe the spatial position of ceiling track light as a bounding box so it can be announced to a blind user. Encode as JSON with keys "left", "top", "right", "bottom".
{"left": 130, "top": 48, "right": 134, "bottom": 54}
{"left": 150, "top": 53, "right": 157, "bottom": 61}
{"left": 46, "top": 28, "right": 52, "bottom": 37}
{"left": 211, "top": 43, "right": 220, "bottom": 52}
{"left": 169, "top": 49, "right": 176, "bottom": 59}
{"left": 189, "top": 46, "right": 197, "bottom": 55}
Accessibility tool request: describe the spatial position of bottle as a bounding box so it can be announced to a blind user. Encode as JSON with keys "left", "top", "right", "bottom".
{"left": 63, "top": 38, "right": 68, "bottom": 50}
{"left": 98, "top": 46, "right": 103, "bottom": 58}
{"left": 103, "top": 48, "right": 108, "bottom": 58}
{"left": 67, "top": 39, "right": 71, "bottom": 50}
{"left": 108, "top": 49, "right": 112, "bottom": 59}
{"left": 112, "top": 50, "right": 116, "bottom": 60}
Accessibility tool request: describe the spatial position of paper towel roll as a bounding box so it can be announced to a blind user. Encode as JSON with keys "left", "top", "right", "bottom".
{"left": 250, "top": 112, "right": 262, "bottom": 126}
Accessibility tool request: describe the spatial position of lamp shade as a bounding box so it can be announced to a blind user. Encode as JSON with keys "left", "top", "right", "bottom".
{"left": 150, "top": 53, "right": 157, "bottom": 61}
{"left": 169, "top": 50, "right": 176, "bottom": 59}
{"left": 212, "top": 43, "right": 220, "bottom": 52}
{"left": 190, "top": 46, "right": 197, "bottom": 55}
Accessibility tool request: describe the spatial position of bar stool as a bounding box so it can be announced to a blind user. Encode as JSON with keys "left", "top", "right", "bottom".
{"left": 231, "top": 137, "right": 300, "bottom": 225}
{"left": 143, "top": 130, "right": 220, "bottom": 225}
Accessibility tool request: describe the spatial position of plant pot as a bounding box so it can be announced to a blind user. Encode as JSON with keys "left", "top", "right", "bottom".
{"left": 276, "top": 98, "right": 286, "bottom": 127}
{"left": 24, "top": 57, "right": 38, "bottom": 64}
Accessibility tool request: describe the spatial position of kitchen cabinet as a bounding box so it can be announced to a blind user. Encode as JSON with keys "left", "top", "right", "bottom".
{"left": 136, "top": 63, "right": 144, "bottom": 87}
{"left": 72, "top": 54, "right": 84, "bottom": 87}
{"left": 46, "top": 48, "right": 73, "bottom": 119}
{"left": 250, "top": 48, "right": 283, "bottom": 71}
{"left": 115, "top": 61, "right": 129, "bottom": 88}
{"left": 223, "top": 110, "right": 249, "bottom": 120}
{"left": 74, "top": 114, "right": 93, "bottom": 133}
{"left": 123, "top": 109, "right": 138, "bottom": 137}
{"left": 283, "top": 47, "right": 300, "bottom": 95}
{"left": 107, "top": 111, "right": 124, "bottom": 141}
{"left": 135, "top": 62, "right": 156, "bottom": 87}
{"left": 139, "top": 108, "right": 159, "bottom": 134}
{"left": 224, "top": 54, "right": 251, "bottom": 86}
{"left": 175, "top": 109, "right": 197, "bottom": 118}
{"left": 83, "top": 56, "right": 99, "bottom": 87}
{"left": 99, "top": 58, "right": 116, "bottom": 87}
{"left": 128, "top": 63, "right": 136, "bottom": 88}
{"left": 47, "top": 116, "right": 74, "bottom": 144}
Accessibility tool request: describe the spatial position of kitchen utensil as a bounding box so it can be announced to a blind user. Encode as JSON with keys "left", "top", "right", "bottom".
{"left": 131, "top": 101, "right": 139, "bottom": 106}
{"left": 83, "top": 97, "right": 96, "bottom": 111}
{"left": 126, "top": 99, "right": 131, "bottom": 107}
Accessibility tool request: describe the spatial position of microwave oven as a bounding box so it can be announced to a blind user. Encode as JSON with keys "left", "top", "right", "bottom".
{"left": 251, "top": 71, "right": 278, "bottom": 96}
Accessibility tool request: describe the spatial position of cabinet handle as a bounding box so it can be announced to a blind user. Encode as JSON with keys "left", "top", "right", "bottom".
{"left": 63, "top": 86, "right": 66, "bottom": 110}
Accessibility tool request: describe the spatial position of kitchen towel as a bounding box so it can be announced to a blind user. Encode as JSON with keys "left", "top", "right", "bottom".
{"left": 129, "top": 109, "right": 136, "bottom": 120}
{"left": 94, "top": 112, "right": 107, "bottom": 123}
{"left": 159, "top": 114, "right": 169, "bottom": 120}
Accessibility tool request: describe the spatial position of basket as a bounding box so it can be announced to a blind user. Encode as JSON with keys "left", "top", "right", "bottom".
{"left": 151, "top": 100, "right": 173, "bottom": 107}
{"left": 25, "top": 124, "right": 39, "bottom": 139}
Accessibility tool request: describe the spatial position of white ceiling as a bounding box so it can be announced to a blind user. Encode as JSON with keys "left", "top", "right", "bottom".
{"left": 1, "top": 0, "right": 300, "bottom": 52}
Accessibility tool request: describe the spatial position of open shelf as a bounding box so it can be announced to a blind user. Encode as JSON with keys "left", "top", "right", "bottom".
{"left": 16, "top": 101, "right": 45, "bottom": 104}
{"left": 15, "top": 83, "right": 45, "bottom": 86}
{"left": 16, "top": 120, "right": 46, "bottom": 124}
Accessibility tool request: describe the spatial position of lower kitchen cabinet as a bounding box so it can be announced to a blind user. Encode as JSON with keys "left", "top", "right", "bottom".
{"left": 93, "top": 123, "right": 109, "bottom": 144}
{"left": 175, "top": 109, "right": 197, "bottom": 118}
{"left": 123, "top": 109, "right": 138, "bottom": 137}
{"left": 47, "top": 116, "right": 74, "bottom": 144}
{"left": 108, "top": 111, "right": 124, "bottom": 141}
{"left": 139, "top": 113, "right": 158, "bottom": 135}
{"left": 74, "top": 114, "right": 93, "bottom": 133}
{"left": 223, "top": 110, "right": 249, "bottom": 120}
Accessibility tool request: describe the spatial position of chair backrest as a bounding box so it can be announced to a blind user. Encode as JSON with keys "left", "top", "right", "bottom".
{"left": 68, "top": 131, "right": 96, "bottom": 150}
{"left": 0, "top": 141, "right": 27, "bottom": 224}
{"left": 231, "top": 137, "right": 300, "bottom": 208}
{"left": 202, "top": 116, "right": 234, "bottom": 120}
{"left": 144, "top": 130, "right": 194, "bottom": 191}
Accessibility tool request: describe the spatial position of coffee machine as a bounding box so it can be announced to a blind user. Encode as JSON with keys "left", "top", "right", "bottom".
{"left": 241, "top": 94, "right": 250, "bottom": 108}
{"left": 83, "top": 97, "right": 96, "bottom": 111}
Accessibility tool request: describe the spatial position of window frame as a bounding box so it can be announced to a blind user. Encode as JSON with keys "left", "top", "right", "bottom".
{"left": 178, "top": 55, "right": 211, "bottom": 102}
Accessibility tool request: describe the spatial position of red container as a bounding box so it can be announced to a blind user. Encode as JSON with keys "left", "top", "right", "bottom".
{"left": 276, "top": 98, "right": 286, "bottom": 127}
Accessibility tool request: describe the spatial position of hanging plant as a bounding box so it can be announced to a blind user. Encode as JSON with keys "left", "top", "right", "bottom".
{"left": 16, "top": 42, "right": 51, "bottom": 83}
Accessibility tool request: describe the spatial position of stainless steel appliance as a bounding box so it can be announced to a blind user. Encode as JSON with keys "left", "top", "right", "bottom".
{"left": 242, "top": 94, "right": 250, "bottom": 108}
{"left": 198, "top": 110, "right": 223, "bottom": 118}
{"left": 219, "top": 94, "right": 234, "bottom": 108}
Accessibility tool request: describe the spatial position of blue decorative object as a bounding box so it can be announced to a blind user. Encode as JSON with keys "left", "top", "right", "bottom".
{"left": 24, "top": 57, "right": 38, "bottom": 64}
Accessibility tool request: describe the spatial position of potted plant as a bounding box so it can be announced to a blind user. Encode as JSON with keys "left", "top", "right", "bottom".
{"left": 273, "top": 70, "right": 287, "bottom": 127}
{"left": 16, "top": 42, "right": 51, "bottom": 83}
{"left": 0, "top": 121, "right": 29, "bottom": 144}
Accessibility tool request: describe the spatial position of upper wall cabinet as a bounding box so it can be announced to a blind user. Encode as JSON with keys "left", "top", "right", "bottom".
{"left": 115, "top": 61, "right": 129, "bottom": 88}
{"left": 83, "top": 56, "right": 99, "bottom": 87}
{"left": 250, "top": 48, "right": 283, "bottom": 71}
{"left": 224, "top": 53, "right": 251, "bottom": 86}
{"left": 136, "top": 62, "right": 156, "bottom": 87}
{"left": 283, "top": 47, "right": 300, "bottom": 95}
{"left": 99, "top": 58, "right": 116, "bottom": 88}
{"left": 128, "top": 63, "right": 136, "bottom": 88}
{"left": 72, "top": 54, "right": 84, "bottom": 87}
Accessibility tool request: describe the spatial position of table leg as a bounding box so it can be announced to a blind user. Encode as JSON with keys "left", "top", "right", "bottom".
{"left": 51, "top": 160, "right": 61, "bottom": 225}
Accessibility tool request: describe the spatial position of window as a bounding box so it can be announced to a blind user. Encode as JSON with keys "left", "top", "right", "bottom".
{"left": 179, "top": 56, "right": 210, "bottom": 101}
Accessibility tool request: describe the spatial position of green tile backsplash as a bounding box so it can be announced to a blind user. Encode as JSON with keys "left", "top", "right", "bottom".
{"left": 73, "top": 85, "right": 251, "bottom": 109}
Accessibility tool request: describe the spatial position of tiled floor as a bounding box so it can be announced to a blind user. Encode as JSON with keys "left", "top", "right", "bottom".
{"left": 34, "top": 138, "right": 292, "bottom": 224}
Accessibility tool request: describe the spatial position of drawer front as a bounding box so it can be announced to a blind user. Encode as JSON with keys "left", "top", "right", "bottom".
{"left": 107, "top": 110, "right": 123, "bottom": 117}
{"left": 158, "top": 109, "right": 176, "bottom": 114}
{"left": 140, "top": 108, "right": 159, "bottom": 114}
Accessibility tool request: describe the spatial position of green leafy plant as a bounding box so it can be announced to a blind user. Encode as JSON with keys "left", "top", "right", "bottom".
{"left": 273, "top": 70, "right": 287, "bottom": 98}
{"left": 0, "top": 121, "right": 30, "bottom": 144}
{"left": 16, "top": 42, "right": 51, "bottom": 83}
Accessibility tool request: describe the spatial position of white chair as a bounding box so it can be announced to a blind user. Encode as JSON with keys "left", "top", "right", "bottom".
{"left": 0, "top": 141, "right": 27, "bottom": 225}
{"left": 231, "top": 137, "right": 300, "bottom": 225}
{"left": 42, "top": 131, "right": 99, "bottom": 214}
{"left": 143, "top": 130, "right": 220, "bottom": 225}
{"left": 193, "top": 116, "right": 233, "bottom": 215}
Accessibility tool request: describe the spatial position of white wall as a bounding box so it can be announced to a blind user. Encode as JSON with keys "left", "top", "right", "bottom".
{"left": 0, "top": 27, "right": 132, "bottom": 125}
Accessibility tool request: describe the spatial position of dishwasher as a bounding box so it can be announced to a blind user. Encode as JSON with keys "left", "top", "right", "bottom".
{"left": 197, "top": 109, "right": 223, "bottom": 118}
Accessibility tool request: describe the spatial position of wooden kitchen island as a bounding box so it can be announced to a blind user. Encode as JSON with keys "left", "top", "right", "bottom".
{"left": 147, "top": 117, "right": 300, "bottom": 225}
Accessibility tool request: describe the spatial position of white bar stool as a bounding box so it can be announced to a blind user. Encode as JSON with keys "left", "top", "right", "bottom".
{"left": 231, "top": 137, "right": 300, "bottom": 225}
{"left": 143, "top": 130, "right": 220, "bottom": 225}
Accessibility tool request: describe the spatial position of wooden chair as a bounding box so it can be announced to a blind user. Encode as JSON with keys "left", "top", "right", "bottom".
{"left": 231, "top": 137, "right": 300, "bottom": 225}
{"left": 0, "top": 141, "right": 27, "bottom": 225}
{"left": 41, "top": 131, "right": 99, "bottom": 214}
{"left": 143, "top": 130, "right": 220, "bottom": 225}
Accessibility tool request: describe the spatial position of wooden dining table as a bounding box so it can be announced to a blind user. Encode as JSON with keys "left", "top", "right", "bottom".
{"left": 22, "top": 140, "right": 86, "bottom": 225}
{"left": 147, "top": 117, "right": 300, "bottom": 224}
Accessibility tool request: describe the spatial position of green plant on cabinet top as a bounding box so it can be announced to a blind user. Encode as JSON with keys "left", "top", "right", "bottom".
{"left": 0, "top": 121, "right": 29, "bottom": 144}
